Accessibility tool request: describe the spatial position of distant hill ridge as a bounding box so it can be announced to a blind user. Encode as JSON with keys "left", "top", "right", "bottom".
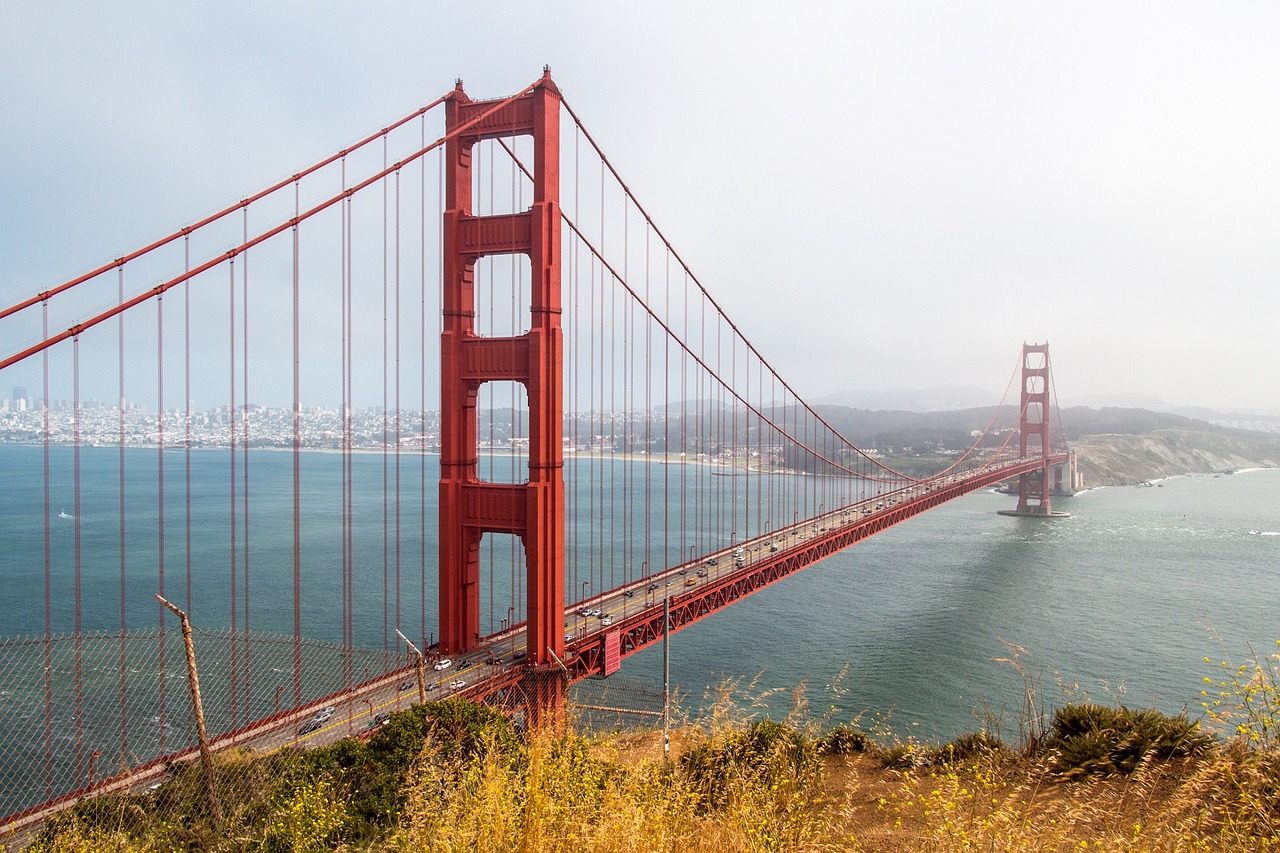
{"left": 811, "top": 403, "right": 1280, "bottom": 486}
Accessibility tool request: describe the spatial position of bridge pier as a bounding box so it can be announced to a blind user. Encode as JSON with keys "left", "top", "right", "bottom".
{"left": 1048, "top": 448, "right": 1081, "bottom": 496}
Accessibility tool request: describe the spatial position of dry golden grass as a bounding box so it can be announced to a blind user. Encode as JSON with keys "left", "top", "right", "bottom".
{"left": 379, "top": 723, "right": 1277, "bottom": 852}
{"left": 21, "top": 642, "right": 1280, "bottom": 852}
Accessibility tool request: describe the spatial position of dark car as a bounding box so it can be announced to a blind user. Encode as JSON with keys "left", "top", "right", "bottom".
{"left": 648, "top": 583, "right": 659, "bottom": 591}
{"left": 298, "top": 719, "right": 323, "bottom": 736}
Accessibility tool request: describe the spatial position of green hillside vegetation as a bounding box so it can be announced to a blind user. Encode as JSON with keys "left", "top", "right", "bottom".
{"left": 26, "top": 645, "right": 1280, "bottom": 851}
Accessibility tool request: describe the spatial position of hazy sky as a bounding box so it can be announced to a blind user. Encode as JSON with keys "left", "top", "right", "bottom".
{"left": 3, "top": 2, "right": 1279, "bottom": 411}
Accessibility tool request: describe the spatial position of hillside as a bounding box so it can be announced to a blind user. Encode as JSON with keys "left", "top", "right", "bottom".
{"left": 1073, "top": 428, "right": 1280, "bottom": 487}
{"left": 808, "top": 403, "right": 1280, "bottom": 486}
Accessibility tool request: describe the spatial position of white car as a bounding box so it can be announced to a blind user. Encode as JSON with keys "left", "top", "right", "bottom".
{"left": 433, "top": 658, "right": 453, "bottom": 671}
{"left": 449, "top": 679, "right": 466, "bottom": 690}
{"left": 600, "top": 616, "right": 614, "bottom": 627}
{"left": 314, "top": 706, "right": 336, "bottom": 723}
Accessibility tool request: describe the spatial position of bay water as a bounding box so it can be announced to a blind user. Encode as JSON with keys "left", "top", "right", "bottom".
{"left": 1, "top": 442, "right": 1276, "bottom": 750}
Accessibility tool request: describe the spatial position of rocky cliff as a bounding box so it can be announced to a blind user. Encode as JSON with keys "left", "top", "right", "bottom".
{"left": 1072, "top": 428, "right": 1280, "bottom": 487}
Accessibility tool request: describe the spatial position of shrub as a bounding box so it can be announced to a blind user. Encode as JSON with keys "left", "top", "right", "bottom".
{"left": 680, "top": 718, "right": 818, "bottom": 810}
{"left": 1046, "top": 703, "right": 1212, "bottom": 777}
{"left": 310, "top": 697, "right": 524, "bottom": 836}
{"left": 931, "top": 731, "right": 1006, "bottom": 766}
{"left": 816, "top": 725, "right": 870, "bottom": 756}
{"left": 875, "top": 741, "right": 928, "bottom": 770}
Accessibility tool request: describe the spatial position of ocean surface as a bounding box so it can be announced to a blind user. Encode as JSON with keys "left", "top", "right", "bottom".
{"left": 627, "top": 468, "right": 1280, "bottom": 741}
{"left": 1, "top": 442, "right": 1277, "bottom": 753}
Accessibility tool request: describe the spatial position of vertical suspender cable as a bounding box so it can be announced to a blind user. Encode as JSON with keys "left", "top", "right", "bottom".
{"left": 155, "top": 283, "right": 166, "bottom": 759}
{"left": 484, "top": 143, "right": 495, "bottom": 633}
{"left": 117, "top": 266, "right": 131, "bottom": 756}
{"left": 340, "top": 162, "right": 350, "bottom": 667}
{"left": 292, "top": 179, "right": 303, "bottom": 706}
{"left": 41, "top": 301, "right": 52, "bottom": 800}
{"left": 184, "top": 236, "right": 192, "bottom": 616}
{"left": 573, "top": 122, "right": 583, "bottom": 607}
{"left": 72, "top": 337, "right": 84, "bottom": 783}
{"left": 345, "top": 185, "right": 355, "bottom": 676}
{"left": 394, "top": 167, "right": 402, "bottom": 645}
{"left": 228, "top": 258, "right": 238, "bottom": 728}
{"left": 506, "top": 134, "right": 516, "bottom": 633}
{"left": 663, "top": 250, "right": 670, "bottom": 582}
{"left": 382, "top": 135, "right": 390, "bottom": 658}
{"left": 241, "top": 209, "right": 252, "bottom": 713}
{"left": 643, "top": 225, "right": 651, "bottom": 588}
{"left": 424, "top": 119, "right": 435, "bottom": 648}
{"left": 679, "top": 269, "right": 687, "bottom": 569}
{"left": 342, "top": 171, "right": 354, "bottom": 685}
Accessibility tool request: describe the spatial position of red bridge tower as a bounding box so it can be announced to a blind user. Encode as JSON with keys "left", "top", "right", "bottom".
{"left": 1000, "top": 342, "right": 1070, "bottom": 518}
{"left": 439, "top": 72, "right": 566, "bottom": 708}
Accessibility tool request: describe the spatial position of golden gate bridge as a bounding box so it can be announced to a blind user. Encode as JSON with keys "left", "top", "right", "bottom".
{"left": 0, "top": 70, "right": 1072, "bottom": 828}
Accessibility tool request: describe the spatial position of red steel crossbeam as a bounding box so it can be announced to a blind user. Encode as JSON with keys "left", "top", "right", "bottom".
{"left": 564, "top": 456, "right": 1064, "bottom": 680}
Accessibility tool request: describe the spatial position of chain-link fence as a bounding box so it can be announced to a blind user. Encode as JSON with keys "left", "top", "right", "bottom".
{"left": 0, "top": 627, "right": 406, "bottom": 822}
{"left": 570, "top": 675, "right": 672, "bottom": 731}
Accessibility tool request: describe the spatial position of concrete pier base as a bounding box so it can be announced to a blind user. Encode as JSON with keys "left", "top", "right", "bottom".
{"left": 997, "top": 508, "right": 1071, "bottom": 518}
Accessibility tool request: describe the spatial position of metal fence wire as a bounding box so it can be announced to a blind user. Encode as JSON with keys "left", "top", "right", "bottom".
{"left": 0, "top": 627, "right": 401, "bottom": 822}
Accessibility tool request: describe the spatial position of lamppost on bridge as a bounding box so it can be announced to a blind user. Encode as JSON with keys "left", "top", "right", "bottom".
{"left": 274, "top": 685, "right": 285, "bottom": 717}
{"left": 507, "top": 606, "right": 516, "bottom": 655}
{"left": 88, "top": 750, "right": 100, "bottom": 786}
{"left": 363, "top": 699, "right": 374, "bottom": 720}
{"left": 689, "top": 544, "right": 696, "bottom": 566}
